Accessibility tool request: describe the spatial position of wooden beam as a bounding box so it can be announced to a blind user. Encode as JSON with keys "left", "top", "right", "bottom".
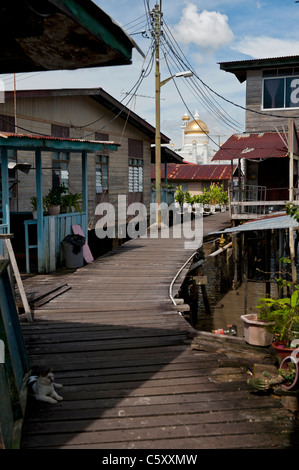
{"left": 1, "top": 148, "right": 9, "bottom": 233}
{"left": 0, "top": 235, "right": 33, "bottom": 323}
{"left": 35, "top": 149, "right": 44, "bottom": 273}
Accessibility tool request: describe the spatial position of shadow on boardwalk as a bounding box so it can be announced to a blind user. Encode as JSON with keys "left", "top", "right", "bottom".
{"left": 20, "top": 214, "right": 299, "bottom": 449}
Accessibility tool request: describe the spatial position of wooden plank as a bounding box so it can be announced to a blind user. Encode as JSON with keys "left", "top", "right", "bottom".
{"left": 19, "top": 213, "right": 299, "bottom": 450}
{"left": 3, "top": 238, "right": 33, "bottom": 323}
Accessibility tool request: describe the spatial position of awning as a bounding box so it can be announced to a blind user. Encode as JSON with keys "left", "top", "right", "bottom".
{"left": 210, "top": 212, "right": 299, "bottom": 235}
{"left": 0, "top": 0, "right": 139, "bottom": 73}
{"left": 212, "top": 132, "right": 289, "bottom": 162}
{"left": 0, "top": 132, "right": 120, "bottom": 152}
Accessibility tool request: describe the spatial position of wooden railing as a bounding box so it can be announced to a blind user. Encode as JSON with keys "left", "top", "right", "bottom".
{"left": 24, "top": 211, "right": 87, "bottom": 273}
{"left": 229, "top": 185, "right": 299, "bottom": 219}
{"left": 0, "top": 259, "right": 30, "bottom": 448}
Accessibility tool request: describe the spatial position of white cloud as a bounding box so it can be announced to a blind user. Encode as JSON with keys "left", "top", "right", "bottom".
{"left": 233, "top": 36, "right": 299, "bottom": 59}
{"left": 173, "top": 3, "right": 234, "bottom": 52}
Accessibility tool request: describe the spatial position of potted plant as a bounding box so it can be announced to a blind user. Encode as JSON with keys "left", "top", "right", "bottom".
{"left": 61, "top": 192, "right": 82, "bottom": 213}
{"left": 29, "top": 196, "right": 47, "bottom": 218}
{"left": 46, "top": 185, "right": 66, "bottom": 215}
{"left": 174, "top": 186, "right": 185, "bottom": 207}
{"left": 256, "top": 289, "right": 299, "bottom": 362}
{"left": 240, "top": 312, "right": 274, "bottom": 347}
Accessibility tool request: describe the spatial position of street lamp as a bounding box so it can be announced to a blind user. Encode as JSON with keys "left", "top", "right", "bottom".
{"left": 155, "top": 63, "right": 193, "bottom": 228}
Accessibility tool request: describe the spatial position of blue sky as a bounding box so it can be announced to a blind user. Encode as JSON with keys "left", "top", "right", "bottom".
{"left": 2, "top": 0, "right": 299, "bottom": 150}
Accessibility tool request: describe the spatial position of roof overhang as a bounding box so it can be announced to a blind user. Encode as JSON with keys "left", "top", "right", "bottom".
{"left": 212, "top": 132, "right": 290, "bottom": 162}
{"left": 0, "top": 0, "right": 139, "bottom": 73}
{"left": 3, "top": 87, "right": 169, "bottom": 144}
{"left": 210, "top": 212, "right": 299, "bottom": 235}
{"left": 151, "top": 146, "right": 185, "bottom": 164}
{"left": 0, "top": 132, "right": 120, "bottom": 152}
{"left": 219, "top": 55, "right": 299, "bottom": 83}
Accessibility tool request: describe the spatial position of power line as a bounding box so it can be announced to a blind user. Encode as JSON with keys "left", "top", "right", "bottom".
{"left": 162, "top": 18, "right": 299, "bottom": 121}
{"left": 160, "top": 38, "right": 243, "bottom": 133}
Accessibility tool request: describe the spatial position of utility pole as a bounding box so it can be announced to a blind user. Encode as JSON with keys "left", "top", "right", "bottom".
{"left": 154, "top": 2, "right": 162, "bottom": 228}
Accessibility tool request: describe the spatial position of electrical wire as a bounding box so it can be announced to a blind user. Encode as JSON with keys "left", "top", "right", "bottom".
{"left": 162, "top": 18, "right": 299, "bottom": 121}
{"left": 160, "top": 37, "right": 243, "bottom": 133}
{"left": 82, "top": 41, "right": 156, "bottom": 138}
{"left": 161, "top": 22, "right": 243, "bottom": 131}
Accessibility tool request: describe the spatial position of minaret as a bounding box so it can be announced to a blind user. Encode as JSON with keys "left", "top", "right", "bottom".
{"left": 181, "top": 112, "right": 190, "bottom": 147}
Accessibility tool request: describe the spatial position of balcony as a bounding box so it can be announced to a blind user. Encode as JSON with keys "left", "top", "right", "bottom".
{"left": 229, "top": 184, "right": 299, "bottom": 219}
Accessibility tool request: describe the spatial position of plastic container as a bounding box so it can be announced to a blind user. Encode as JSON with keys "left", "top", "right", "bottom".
{"left": 241, "top": 313, "right": 273, "bottom": 346}
{"left": 61, "top": 234, "right": 85, "bottom": 269}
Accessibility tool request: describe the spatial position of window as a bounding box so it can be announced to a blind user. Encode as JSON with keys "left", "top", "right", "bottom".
{"left": 128, "top": 139, "right": 143, "bottom": 193}
{"left": 96, "top": 155, "right": 109, "bottom": 193}
{"left": 51, "top": 124, "right": 70, "bottom": 190}
{"left": 263, "top": 69, "right": 299, "bottom": 109}
{"left": 0, "top": 114, "right": 15, "bottom": 132}
{"left": 129, "top": 158, "right": 143, "bottom": 193}
{"left": 52, "top": 152, "right": 69, "bottom": 190}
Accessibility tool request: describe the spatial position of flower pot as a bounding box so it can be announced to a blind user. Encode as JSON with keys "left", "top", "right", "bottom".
{"left": 48, "top": 205, "right": 60, "bottom": 215}
{"left": 32, "top": 210, "right": 37, "bottom": 219}
{"left": 280, "top": 356, "right": 299, "bottom": 391}
{"left": 272, "top": 341, "right": 297, "bottom": 364}
{"left": 241, "top": 313, "right": 274, "bottom": 346}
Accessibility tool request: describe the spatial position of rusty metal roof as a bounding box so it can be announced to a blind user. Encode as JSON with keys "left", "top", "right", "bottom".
{"left": 0, "top": 132, "right": 120, "bottom": 152}
{"left": 212, "top": 132, "right": 288, "bottom": 162}
{"left": 151, "top": 163, "right": 236, "bottom": 181}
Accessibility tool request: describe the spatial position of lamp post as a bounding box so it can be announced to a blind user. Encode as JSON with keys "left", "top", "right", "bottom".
{"left": 154, "top": 3, "right": 193, "bottom": 228}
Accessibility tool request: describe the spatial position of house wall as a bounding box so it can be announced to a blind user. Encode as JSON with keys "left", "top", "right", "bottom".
{"left": 245, "top": 69, "right": 299, "bottom": 132}
{"left": 0, "top": 95, "right": 152, "bottom": 235}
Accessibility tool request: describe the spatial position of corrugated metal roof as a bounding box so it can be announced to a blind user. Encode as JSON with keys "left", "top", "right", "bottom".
{"left": 210, "top": 212, "right": 299, "bottom": 235}
{"left": 0, "top": 132, "right": 119, "bottom": 145}
{"left": 151, "top": 163, "right": 236, "bottom": 181}
{"left": 0, "top": 132, "right": 120, "bottom": 152}
{"left": 212, "top": 132, "right": 288, "bottom": 162}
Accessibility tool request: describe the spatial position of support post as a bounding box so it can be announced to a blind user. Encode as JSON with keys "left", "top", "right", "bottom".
{"left": 35, "top": 148, "right": 44, "bottom": 273}
{"left": 1, "top": 148, "right": 9, "bottom": 233}
{"left": 82, "top": 150, "right": 88, "bottom": 240}
{"left": 154, "top": 3, "right": 161, "bottom": 228}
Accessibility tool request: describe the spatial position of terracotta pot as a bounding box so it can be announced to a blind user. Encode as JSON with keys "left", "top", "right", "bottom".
{"left": 280, "top": 356, "right": 299, "bottom": 391}
{"left": 48, "top": 205, "right": 60, "bottom": 215}
{"left": 272, "top": 341, "right": 296, "bottom": 364}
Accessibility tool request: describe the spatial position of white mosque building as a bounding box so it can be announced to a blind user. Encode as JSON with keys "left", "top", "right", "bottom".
{"left": 175, "top": 111, "right": 212, "bottom": 164}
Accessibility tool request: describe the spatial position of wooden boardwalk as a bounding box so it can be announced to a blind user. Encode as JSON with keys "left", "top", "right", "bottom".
{"left": 20, "top": 213, "right": 299, "bottom": 449}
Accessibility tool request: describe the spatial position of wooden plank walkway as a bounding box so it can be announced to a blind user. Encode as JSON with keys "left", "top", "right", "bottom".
{"left": 20, "top": 213, "right": 299, "bottom": 449}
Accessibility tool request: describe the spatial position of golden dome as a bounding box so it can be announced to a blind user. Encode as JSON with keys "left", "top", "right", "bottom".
{"left": 182, "top": 113, "right": 190, "bottom": 121}
{"left": 184, "top": 118, "right": 209, "bottom": 135}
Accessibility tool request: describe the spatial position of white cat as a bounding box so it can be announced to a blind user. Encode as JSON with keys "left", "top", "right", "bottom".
{"left": 27, "top": 369, "right": 63, "bottom": 404}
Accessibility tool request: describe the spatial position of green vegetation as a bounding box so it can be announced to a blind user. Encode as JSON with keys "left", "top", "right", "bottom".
{"left": 174, "top": 183, "right": 228, "bottom": 206}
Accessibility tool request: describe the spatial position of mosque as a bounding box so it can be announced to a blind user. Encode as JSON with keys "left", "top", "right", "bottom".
{"left": 175, "top": 111, "right": 215, "bottom": 164}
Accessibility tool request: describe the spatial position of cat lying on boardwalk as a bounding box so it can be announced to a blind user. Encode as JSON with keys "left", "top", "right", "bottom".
{"left": 27, "top": 368, "right": 63, "bottom": 404}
